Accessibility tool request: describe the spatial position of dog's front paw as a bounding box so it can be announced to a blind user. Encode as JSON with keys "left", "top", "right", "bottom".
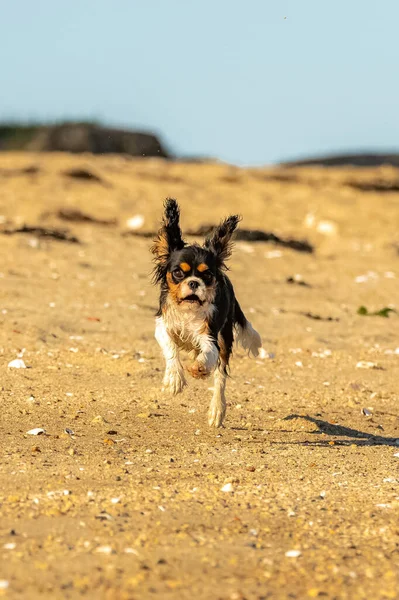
{"left": 162, "top": 369, "right": 187, "bottom": 395}
{"left": 187, "top": 361, "right": 211, "bottom": 380}
{"left": 208, "top": 403, "right": 226, "bottom": 428}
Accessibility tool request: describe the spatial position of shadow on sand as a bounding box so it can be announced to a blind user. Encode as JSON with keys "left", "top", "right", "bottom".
{"left": 276, "top": 414, "right": 399, "bottom": 447}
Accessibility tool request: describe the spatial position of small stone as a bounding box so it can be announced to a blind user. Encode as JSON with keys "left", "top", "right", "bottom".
{"left": 95, "top": 545, "right": 114, "bottom": 554}
{"left": 92, "top": 415, "right": 108, "bottom": 425}
{"left": 126, "top": 215, "right": 145, "bottom": 230}
{"left": 221, "top": 483, "right": 234, "bottom": 493}
{"left": 103, "top": 438, "right": 115, "bottom": 445}
{"left": 124, "top": 547, "right": 139, "bottom": 555}
{"left": 361, "top": 407, "right": 373, "bottom": 417}
{"left": 26, "top": 428, "right": 46, "bottom": 436}
{"left": 95, "top": 512, "right": 113, "bottom": 521}
{"left": 356, "top": 361, "right": 379, "bottom": 370}
{"left": 285, "top": 550, "right": 301, "bottom": 558}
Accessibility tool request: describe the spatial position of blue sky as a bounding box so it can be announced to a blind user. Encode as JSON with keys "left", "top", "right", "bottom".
{"left": 2, "top": 0, "right": 399, "bottom": 165}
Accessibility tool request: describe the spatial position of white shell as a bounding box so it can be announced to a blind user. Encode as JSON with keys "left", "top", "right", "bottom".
{"left": 124, "top": 548, "right": 139, "bottom": 555}
{"left": 220, "top": 483, "right": 234, "bottom": 493}
{"left": 26, "top": 428, "right": 46, "bottom": 436}
{"left": 8, "top": 359, "right": 27, "bottom": 369}
{"left": 316, "top": 220, "right": 337, "bottom": 236}
{"left": 361, "top": 407, "right": 373, "bottom": 417}
{"left": 95, "top": 545, "right": 113, "bottom": 554}
{"left": 126, "top": 215, "right": 145, "bottom": 230}
{"left": 356, "top": 361, "right": 378, "bottom": 369}
{"left": 285, "top": 550, "right": 301, "bottom": 558}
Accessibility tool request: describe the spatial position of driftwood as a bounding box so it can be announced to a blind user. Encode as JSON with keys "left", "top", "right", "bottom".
{"left": 0, "top": 225, "right": 80, "bottom": 243}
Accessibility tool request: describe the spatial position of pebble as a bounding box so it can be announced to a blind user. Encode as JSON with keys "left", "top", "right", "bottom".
{"left": 124, "top": 548, "right": 139, "bottom": 555}
{"left": 126, "top": 215, "right": 145, "bottom": 230}
{"left": 95, "top": 512, "right": 113, "bottom": 521}
{"left": 285, "top": 550, "right": 301, "bottom": 558}
{"left": 361, "top": 408, "right": 373, "bottom": 417}
{"left": 221, "top": 483, "right": 234, "bottom": 493}
{"left": 356, "top": 361, "right": 379, "bottom": 370}
{"left": 92, "top": 415, "right": 108, "bottom": 425}
{"left": 316, "top": 220, "right": 337, "bottom": 235}
{"left": 95, "top": 545, "right": 114, "bottom": 554}
{"left": 26, "top": 428, "right": 46, "bottom": 436}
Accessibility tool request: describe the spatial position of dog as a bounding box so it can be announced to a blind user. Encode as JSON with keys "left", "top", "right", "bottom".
{"left": 151, "top": 198, "right": 262, "bottom": 427}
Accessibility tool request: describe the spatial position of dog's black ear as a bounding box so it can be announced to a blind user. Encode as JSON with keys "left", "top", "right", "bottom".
{"left": 151, "top": 198, "right": 185, "bottom": 282}
{"left": 204, "top": 215, "right": 241, "bottom": 269}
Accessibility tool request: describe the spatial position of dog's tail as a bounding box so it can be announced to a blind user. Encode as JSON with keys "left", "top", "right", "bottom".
{"left": 234, "top": 299, "right": 262, "bottom": 357}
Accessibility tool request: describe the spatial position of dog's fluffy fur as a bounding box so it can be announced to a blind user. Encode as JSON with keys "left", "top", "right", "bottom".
{"left": 151, "top": 198, "right": 262, "bottom": 427}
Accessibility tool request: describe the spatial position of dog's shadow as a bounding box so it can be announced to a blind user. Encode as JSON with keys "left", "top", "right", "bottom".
{"left": 275, "top": 414, "right": 399, "bottom": 447}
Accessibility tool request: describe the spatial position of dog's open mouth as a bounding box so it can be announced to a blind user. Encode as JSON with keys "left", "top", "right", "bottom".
{"left": 181, "top": 294, "right": 203, "bottom": 305}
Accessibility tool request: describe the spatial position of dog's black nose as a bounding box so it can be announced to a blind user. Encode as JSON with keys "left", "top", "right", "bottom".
{"left": 188, "top": 280, "right": 199, "bottom": 291}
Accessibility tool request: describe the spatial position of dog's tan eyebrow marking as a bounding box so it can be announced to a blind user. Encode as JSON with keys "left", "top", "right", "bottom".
{"left": 180, "top": 262, "right": 191, "bottom": 272}
{"left": 197, "top": 263, "right": 209, "bottom": 272}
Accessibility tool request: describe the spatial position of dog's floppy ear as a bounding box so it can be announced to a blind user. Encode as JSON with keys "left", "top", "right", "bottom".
{"left": 151, "top": 198, "right": 185, "bottom": 281}
{"left": 204, "top": 215, "right": 241, "bottom": 269}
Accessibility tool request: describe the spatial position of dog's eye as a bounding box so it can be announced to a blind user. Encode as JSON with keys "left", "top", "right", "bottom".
{"left": 173, "top": 268, "right": 184, "bottom": 281}
{"left": 201, "top": 271, "right": 213, "bottom": 283}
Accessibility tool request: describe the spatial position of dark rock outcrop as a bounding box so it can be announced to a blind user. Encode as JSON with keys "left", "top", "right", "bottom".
{"left": 281, "top": 153, "right": 399, "bottom": 168}
{"left": 0, "top": 122, "right": 169, "bottom": 158}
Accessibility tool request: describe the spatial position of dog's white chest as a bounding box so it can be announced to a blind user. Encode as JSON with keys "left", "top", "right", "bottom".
{"left": 162, "top": 304, "right": 213, "bottom": 354}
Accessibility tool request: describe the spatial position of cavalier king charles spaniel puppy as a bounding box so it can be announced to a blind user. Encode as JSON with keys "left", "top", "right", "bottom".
{"left": 151, "top": 198, "right": 261, "bottom": 427}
